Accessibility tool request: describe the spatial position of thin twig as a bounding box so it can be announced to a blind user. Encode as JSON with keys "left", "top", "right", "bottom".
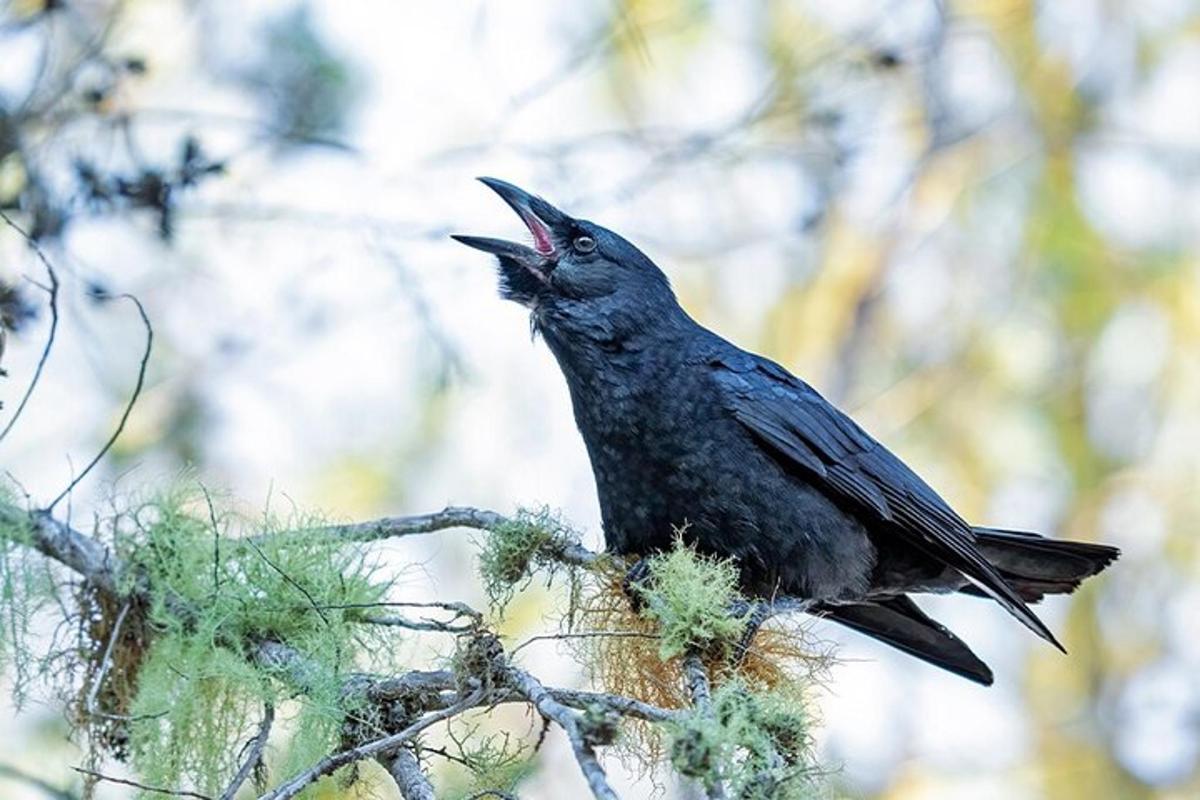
{"left": 256, "top": 690, "right": 486, "bottom": 800}
{"left": 201, "top": 484, "right": 222, "bottom": 594}
{"left": 0, "top": 209, "right": 60, "bottom": 444}
{"left": 218, "top": 702, "right": 274, "bottom": 800}
{"left": 511, "top": 630, "right": 658, "bottom": 657}
{"left": 243, "top": 538, "right": 330, "bottom": 626}
{"left": 71, "top": 767, "right": 211, "bottom": 799}
{"left": 48, "top": 292, "right": 153, "bottom": 511}
{"left": 85, "top": 599, "right": 130, "bottom": 717}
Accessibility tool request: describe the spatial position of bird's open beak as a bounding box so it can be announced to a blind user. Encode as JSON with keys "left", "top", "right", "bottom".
{"left": 451, "top": 178, "right": 568, "bottom": 275}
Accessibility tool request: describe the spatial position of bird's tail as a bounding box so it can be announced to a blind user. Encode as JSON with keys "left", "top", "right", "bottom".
{"left": 818, "top": 596, "right": 993, "bottom": 685}
{"left": 966, "top": 528, "right": 1120, "bottom": 603}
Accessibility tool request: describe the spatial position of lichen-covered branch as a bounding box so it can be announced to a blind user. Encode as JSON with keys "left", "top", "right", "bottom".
{"left": 257, "top": 691, "right": 486, "bottom": 800}
{"left": 218, "top": 703, "right": 274, "bottom": 800}
{"left": 2, "top": 498, "right": 821, "bottom": 799}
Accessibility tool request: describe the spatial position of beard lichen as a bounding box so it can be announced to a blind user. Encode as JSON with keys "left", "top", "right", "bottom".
{"left": 4, "top": 483, "right": 406, "bottom": 798}
{"left": 115, "top": 485, "right": 401, "bottom": 796}
{"left": 0, "top": 487, "right": 51, "bottom": 705}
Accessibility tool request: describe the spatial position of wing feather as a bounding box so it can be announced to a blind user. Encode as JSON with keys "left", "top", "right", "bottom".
{"left": 710, "top": 353, "right": 1061, "bottom": 649}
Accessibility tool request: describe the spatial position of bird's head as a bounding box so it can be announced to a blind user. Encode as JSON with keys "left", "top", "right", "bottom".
{"left": 452, "top": 178, "right": 678, "bottom": 341}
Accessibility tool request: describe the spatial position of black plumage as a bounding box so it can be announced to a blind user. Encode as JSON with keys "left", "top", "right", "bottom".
{"left": 454, "top": 178, "right": 1119, "bottom": 685}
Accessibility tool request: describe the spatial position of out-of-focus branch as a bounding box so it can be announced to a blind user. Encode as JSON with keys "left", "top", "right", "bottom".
{"left": 0, "top": 210, "right": 60, "bottom": 444}
{"left": 0, "top": 764, "right": 77, "bottom": 800}
{"left": 47, "top": 292, "right": 152, "bottom": 511}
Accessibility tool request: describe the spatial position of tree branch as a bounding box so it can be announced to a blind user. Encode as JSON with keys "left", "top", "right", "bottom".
{"left": 256, "top": 690, "right": 486, "bottom": 800}
{"left": 218, "top": 702, "right": 274, "bottom": 800}
{"left": 683, "top": 652, "right": 728, "bottom": 800}
{"left": 504, "top": 665, "right": 618, "bottom": 800}
{"left": 309, "top": 506, "right": 508, "bottom": 544}
{"left": 380, "top": 748, "right": 436, "bottom": 800}
{"left": 0, "top": 764, "right": 77, "bottom": 800}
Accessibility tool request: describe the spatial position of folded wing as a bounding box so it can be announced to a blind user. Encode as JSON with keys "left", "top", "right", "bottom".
{"left": 709, "top": 351, "right": 1062, "bottom": 650}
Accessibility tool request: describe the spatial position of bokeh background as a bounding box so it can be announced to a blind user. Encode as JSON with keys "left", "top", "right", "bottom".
{"left": 2, "top": 0, "right": 1199, "bottom": 798}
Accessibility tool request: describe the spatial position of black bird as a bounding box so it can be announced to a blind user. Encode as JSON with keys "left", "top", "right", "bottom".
{"left": 454, "top": 178, "right": 1119, "bottom": 685}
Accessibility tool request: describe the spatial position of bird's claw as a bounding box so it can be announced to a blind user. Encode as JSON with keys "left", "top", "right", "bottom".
{"left": 621, "top": 558, "right": 653, "bottom": 613}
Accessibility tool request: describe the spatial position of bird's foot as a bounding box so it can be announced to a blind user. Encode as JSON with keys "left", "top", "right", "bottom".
{"left": 621, "top": 558, "right": 653, "bottom": 613}
{"left": 733, "top": 601, "right": 771, "bottom": 667}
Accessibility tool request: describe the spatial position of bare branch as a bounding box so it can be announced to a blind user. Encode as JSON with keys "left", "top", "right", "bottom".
{"left": 538, "top": 687, "right": 678, "bottom": 724}
{"left": 288, "top": 506, "right": 616, "bottom": 571}
{"left": 308, "top": 506, "right": 508, "bottom": 544}
{"left": 360, "top": 614, "right": 478, "bottom": 633}
{"left": 504, "top": 666, "right": 619, "bottom": 800}
{"left": 380, "top": 749, "right": 435, "bottom": 800}
{"left": 84, "top": 599, "right": 131, "bottom": 718}
{"left": 256, "top": 690, "right": 486, "bottom": 800}
{"left": 0, "top": 209, "right": 60, "bottom": 444}
{"left": 511, "top": 630, "right": 658, "bottom": 657}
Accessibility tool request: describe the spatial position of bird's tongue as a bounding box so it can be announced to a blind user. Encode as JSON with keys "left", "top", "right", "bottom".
{"left": 520, "top": 211, "right": 555, "bottom": 256}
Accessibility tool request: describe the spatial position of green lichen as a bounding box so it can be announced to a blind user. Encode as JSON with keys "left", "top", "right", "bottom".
{"left": 477, "top": 506, "right": 579, "bottom": 608}
{"left": 440, "top": 728, "right": 537, "bottom": 800}
{"left": 112, "top": 485, "right": 398, "bottom": 796}
{"left": 0, "top": 487, "right": 50, "bottom": 702}
{"left": 635, "top": 536, "right": 750, "bottom": 662}
{"left": 669, "top": 680, "right": 819, "bottom": 799}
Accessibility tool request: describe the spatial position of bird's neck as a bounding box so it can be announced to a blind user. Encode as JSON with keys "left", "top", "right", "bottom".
{"left": 539, "top": 303, "right": 699, "bottom": 440}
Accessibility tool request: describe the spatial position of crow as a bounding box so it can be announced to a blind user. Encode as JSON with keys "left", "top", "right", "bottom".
{"left": 453, "top": 178, "right": 1119, "bottom": 685}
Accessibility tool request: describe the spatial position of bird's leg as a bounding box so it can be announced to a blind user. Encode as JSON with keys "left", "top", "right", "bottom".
{"left": 621, "top": 557, "right": 653, "bottom": 613}
{"left": 733, "top": 601, "right": 771, "bottom": 666}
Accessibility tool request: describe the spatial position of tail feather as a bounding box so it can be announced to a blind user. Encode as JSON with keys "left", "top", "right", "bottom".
{"left": 818, "top": 596, "right": 994, "bottom": 686}
{"left": 970, "top": 528, "right": 1120, "bottom": 602}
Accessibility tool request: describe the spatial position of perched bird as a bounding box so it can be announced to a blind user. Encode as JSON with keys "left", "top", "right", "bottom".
{"left": 454, "top": 178, "right": 1119, "bottom": 685}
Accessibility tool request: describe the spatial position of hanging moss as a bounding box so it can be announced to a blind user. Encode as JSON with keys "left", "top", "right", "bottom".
{"left": 105, "top": 485, "right": 400, "bottom": 796}
{"left": 0, "top": 486, "right": 53, "bottom": 704}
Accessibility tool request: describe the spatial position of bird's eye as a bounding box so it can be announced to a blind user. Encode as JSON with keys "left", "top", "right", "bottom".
{"left": 573, "top": 235, "right": 596, "bottom": 254}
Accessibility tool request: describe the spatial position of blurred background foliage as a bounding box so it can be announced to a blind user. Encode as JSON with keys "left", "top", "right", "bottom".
{"left": 1, "top": 0, "right": 1198, "bottom": 798}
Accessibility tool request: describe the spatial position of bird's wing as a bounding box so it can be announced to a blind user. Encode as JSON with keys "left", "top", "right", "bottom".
{"left": 709, "top": 350, "right": 1061, "bottom": 649}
